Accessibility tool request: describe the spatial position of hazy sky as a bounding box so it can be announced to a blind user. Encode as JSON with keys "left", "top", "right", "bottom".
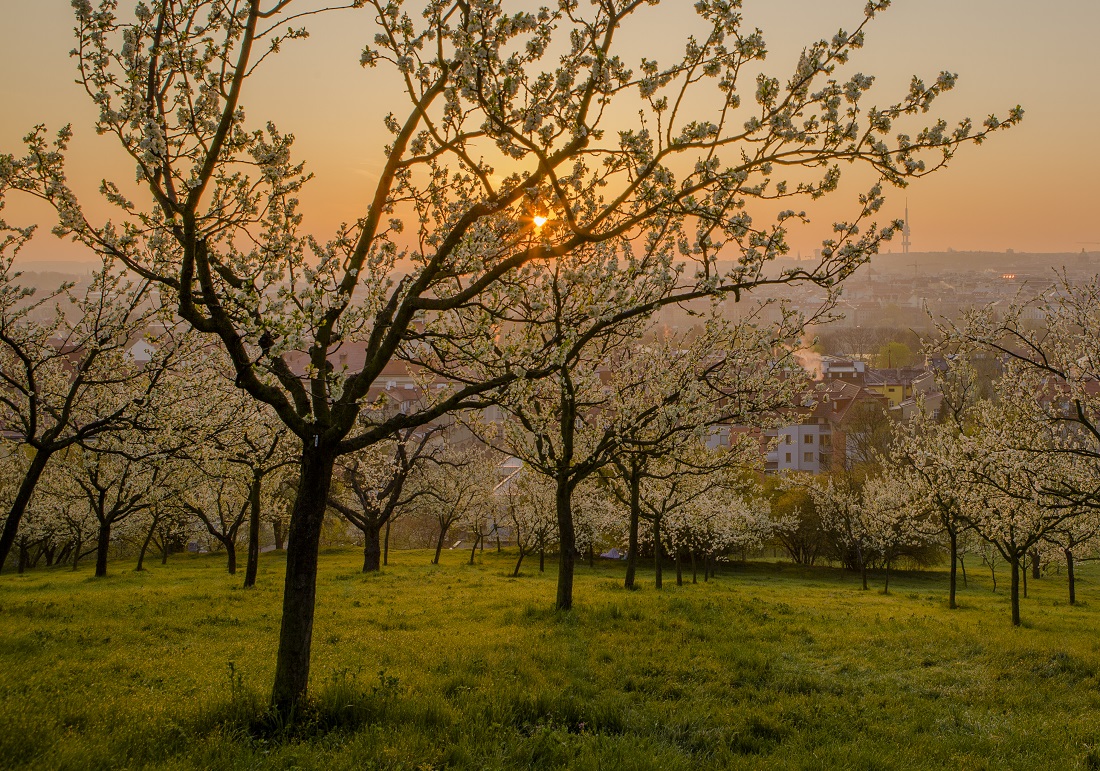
{"left": 2, "top": 0, "right": 1098, "bottom": 265}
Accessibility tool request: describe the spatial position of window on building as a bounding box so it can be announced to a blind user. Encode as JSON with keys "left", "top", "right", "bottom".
{"left": 804, "top": 434, "right": 814, "bottom": 444}
{"left": 804, "top": 452, "right": 814, "bottom": 463}
{"left": 785, "top": 453, "right": 792, "bottom": 463}
{"left": 785, "top": 434, "right": 792, "bottom": 445}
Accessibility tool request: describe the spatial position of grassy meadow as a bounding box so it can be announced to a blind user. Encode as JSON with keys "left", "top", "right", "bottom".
{"left": 2, "top": 548, "right": 1100, "bottom": 770}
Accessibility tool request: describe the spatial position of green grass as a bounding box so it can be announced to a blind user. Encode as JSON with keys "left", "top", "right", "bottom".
{"left": 3, "top": 549, "right": 1100, "bottom": 770}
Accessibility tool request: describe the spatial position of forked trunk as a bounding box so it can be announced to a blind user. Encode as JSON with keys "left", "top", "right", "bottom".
{"left": 270, "top": 445, "right": 337, "bottom": 717}
{"left": 244, "top": 474, "right": 262, "bottom": 587}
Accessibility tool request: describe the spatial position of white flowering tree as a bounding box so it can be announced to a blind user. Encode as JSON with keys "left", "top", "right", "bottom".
{"left": 7, "top": 0, "right": 1021, "bottom": 713}
{"left": 498, "top": 467, "right": 557, "bottom": 577}
{"left": 326, "top": 425, "right": 444, "bottom": 572}
{"left": 859, "top": 469, "right": 930, "bottom": 594}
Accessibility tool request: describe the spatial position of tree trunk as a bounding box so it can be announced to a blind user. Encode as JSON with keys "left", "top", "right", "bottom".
{"left": 270, "top": 446, "right": 336, "bottom": 718}
{"left": 859, "top": 547, "right": 868, "bottom": 591}
{"left": 136, "top": 518, "right": 157, "bottom": 572}
{"left": 653, "top": 516, "right": 663, "bottom": 590}
{"left": 624, "top": 467, "right": 640, "bottom": 590}
{"left": 555, "top": 475, "right": 576, "bottom": 611}
{"left": 1066, "top": 548, "right": 1076, "bottom": 606}
{"left": 1021, "top": 553, "right": 1028, "bottom": 599}
{"left": 675, "top": 548, "right": 683, "bottom": 587}
{"left": 1010, "top": 554, "right": 1021, "bottom": 627}
{"left": 512, "top": 548, "right": 526, "bottom": 578}
{"left": 432, "top": 523, "right": 449, "bottom": 565}
{"left": 72, "top": 537, "right": 83, "bottom": 571}
{"left": 587, "top": 542, "right": 594, "bottom": 568}
{"left": 691, "top": 550, "right": 697, "bottom": 584}
{"left": 362, "top": 523, "right": 382, "bottom": 572}
{"left": 383, "top": 520, "right": 391, "bottom": 566}
{"left": 883, "top": 558, "right": 891, "bottom": 594}
{"left": 16, "top": 541, "right": 28, "bottom": 574}
{"left": 948, "top": 528, "right": 958, "bottom": 609}
{"left": 95, "top": 519, "right": 112, "bottom": 578}
{"left": 703, "top": 553, "right": 709, "bottom": 583}
{"left": 225, "top": 540, "right": 237, "bottom": 575}
{"left": 273, "top": 519, "right": 286, "bottom": 551}
{"left": 160, "top": 534, "right": 169, "bottom": 565}
{"left": 539, "top": 546, "right": 545, "bottom": 573}
{"left": 960, "top": 555, "right": 967, "bottom": 587}
{"left": 244, "top": 474, "right": 262, "bottom": 588}
{"left": 1031, "top": 549, "right": 1041, "bottom": 580}
{"left": 469, "top": 532, "right": 479, "bottom": 565}
{"left": 0, "top": 448, "right": 51, "bottom": 573}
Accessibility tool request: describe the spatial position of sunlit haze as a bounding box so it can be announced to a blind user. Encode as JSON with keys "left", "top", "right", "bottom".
{"left": 2, "top": 0, "right": 1098, "bottom": 266}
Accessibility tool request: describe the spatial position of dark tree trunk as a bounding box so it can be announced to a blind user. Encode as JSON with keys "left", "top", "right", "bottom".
{"left": 244, "top": 474, "right": 262, "bottom": 588}
{"left": 703, "top": 553, "right": 709, "bottom": 582}
{"left": 136, "top": 519, "right": 157, "bottom": 572}
{"left": 273, "top": 519, "right": 286, "bottom": 551}
{"left": 948, "top": 528, "right": 958, "bottom": 609}
{"left": 512, "top": 548, "right": 526, "bottom": 577}
{"left": 270, "top": 446, "right": 337, "bottom": 718}
{"left": 160, "top": 535, "right": 170, "bottom": 565}
{"left": 469, "top": 533, "right": 480, "bottom": 565}
{"left": 675, "top": 548, "right": 683, "bottom": 587}
{"left": 883, "top": 558, "right": 891, "bottom": 594}
{"left": 587, "top": 543, "right": 594, "bottom": 568}
{"left": 0, "top": 448, "right": 52, "bottom": 572}
{"left": 1010, "top": 554, "right": 1021, "bottom": 627}
{"left": 433, "top": 522, "right": 449, "bottom": 565}
{"left": 1066, "top": 548, "right": 1076, "bottom": 606}
{"left": 72, "top": 537, "right": 83, "bottom": 571}
{"left": 362, "top": 523, "right": 382, "bottom": 572}
{"left": 1031, "top": 549, "right": 1041, "bottom": 580}
{"left": 539, "top": 546, "right": 545, "bottom": 573}
{"left": 383, "top": 520, "right": 391, "bottom": 566}
{"left": 624, "top": 467, "right": 640, "bottom": 590}
{"left": 859, "top": 547, "right": 868, "bottom": 591}
{"left": 555, "top": 476, "right": 576, "bottom": 610}
{"left": 960, "top": 555, "right": 967, "bottom": 587}
{"left": 1021, "top": 553, "right": 1028, "bottom": 599}
{"left": 225, "top": 540, "right": 238, "bottom": 575}
{"left": 691, "top": 550, "right": 697, "bottom": 585}
{"left": 95, "top": 519, "right": 112, "bottom": 578}
{"left": 653, "top": 517, "right": 663, "bottom": 590}
{"left": 16, "top": 541, "right": 28, "bottom": 574}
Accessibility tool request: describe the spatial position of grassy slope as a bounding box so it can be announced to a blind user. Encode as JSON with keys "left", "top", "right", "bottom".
{"left": 2, "top": 549, "right": 1100, "bottom": 770}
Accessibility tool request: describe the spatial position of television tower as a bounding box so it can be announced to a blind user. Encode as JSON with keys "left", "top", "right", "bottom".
{"left": 901, "top": 200, "right": 912, "bottom": 256}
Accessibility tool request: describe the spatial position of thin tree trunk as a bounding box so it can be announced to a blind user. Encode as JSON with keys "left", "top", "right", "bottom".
{"left": 433, "top": 522, "right": 449, "bottom": 565}
{"left": 512, "top": 548, "right": 526, "bottom": 577}
{"left": 675, "top": 548, "right": 683, "bottom": 587}
{"left": 624, "top": 466, "right": 640, "bottom": 590}
{"left": 225, "top": 540, "right": 237, "bottom": 575}
{"left": 960, "top": 554, "right": 967, "bottom": 587}
{"left": 383, "top": 520, "right": 391, "bottom": 566}
{"left": 136, "top": 518, "right": 157, "bottom": 572}
{"left": 160, "top": 533, "right": 169, "bottom": 565}
{"left": 72, "top": 537, "right": 83, "bottom": 571}
{"left": 1010, "top": 554, "right": 1021, "bottom": 627}
{"left": 1021, "top": 553, "right": 1028, "bottom": 599}
{"left": 244, "top": 474, "right": 262, "bottom": 588}
{"left": 16, "top": 541, "right": 28, "bottom": 574}
{"left": 555, "top": 475, "right": 576, "bottom": 611}
{"left": 1031, "top": 549, "right": 1041, "bottom": 580}
{"left": 0, "top": 449, "right": 51, "bottom": 572}
{"left": 95, "top": 519, "right": 112, "bottom": 578}
{"left": 1066, "top": 548, "right": 1076, "bottom": 606}
{"left": 273, "top": 519, "right": 286, "bottom": 551}
{"left": 653, "top": 516, "right": 663, "bottom": 590}
{"left": 362, "top": 523, "right": 382, "bottom": 572}
{"left": 270, "top": 446, "right": 336, "bottom": 718}
{"left": 468, "top": 532, "right": 479, "bottom": 565}
{"left": 948, "top": 528, "right": 958, "bottom": 609}
{"left": 539, "top": 546, "right": 545, "bottom": 573}
{"left": 691, "top": 550, "right": 697, "bottom": 584}
{"left": 883, "top": 558, "right": 891, "bottom": 594}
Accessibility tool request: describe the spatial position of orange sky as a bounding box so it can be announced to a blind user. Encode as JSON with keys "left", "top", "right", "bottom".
{"left": 2, "top": 0, "right": 1098, "bottom": 266}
